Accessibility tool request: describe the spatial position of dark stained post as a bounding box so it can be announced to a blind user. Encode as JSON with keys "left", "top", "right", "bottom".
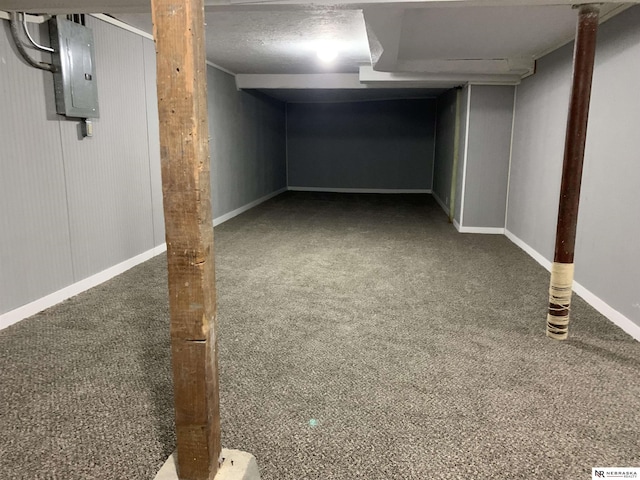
{"left": 151, "top": 0, "right": 222, "bottom": 478}
{"left": 547, "top": 4, "right": 600, "bottom": 340}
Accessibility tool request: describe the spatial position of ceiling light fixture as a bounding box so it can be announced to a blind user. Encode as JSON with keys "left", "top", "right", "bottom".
{"left": 316, "top": 44, "right": 338, "bottom": 63}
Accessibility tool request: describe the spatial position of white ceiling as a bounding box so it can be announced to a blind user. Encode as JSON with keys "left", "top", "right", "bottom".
{"left": 397, "top": 6, "right": 578, "bottom": 65}
{"left": 203, "top": 9, "right": 370, "bottom": 75}
{"left": 3, "top": 0, "right": 636, "bottom": 100}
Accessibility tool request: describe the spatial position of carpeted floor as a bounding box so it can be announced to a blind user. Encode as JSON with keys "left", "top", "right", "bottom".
{"left": 0, "top": 191, "right": 638, "bottom": 480}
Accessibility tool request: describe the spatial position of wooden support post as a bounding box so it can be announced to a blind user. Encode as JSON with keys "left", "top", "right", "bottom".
{"left": 547, "top": 4, "right": 599, "bottom": 340}
{"left": 151, "top": 0, "right": 221, "bottom": 478}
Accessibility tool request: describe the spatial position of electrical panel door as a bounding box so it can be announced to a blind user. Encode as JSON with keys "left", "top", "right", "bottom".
{"left": 49, "top": 17, "right": 100, "bottom": 119}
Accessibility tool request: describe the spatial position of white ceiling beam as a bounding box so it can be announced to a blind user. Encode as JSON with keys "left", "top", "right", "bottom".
{"left": 363, "top": 8, "right": 404, "bottom": 71}
{"left": 236, "top": 74, "right": 366, "bottom": 90}
{"left": 392, "top": 57, "right": 535, "bottom": 76}
{"left": 235, "top": 72, "right": 468, "bottom": 90}
{"left": 217, "top": 0, "right": 634, "bottom": 7}
{"left": 3, "top": 0, "right": 636, "bottom": 14}
{"left": 359, "top": 65, "right": 522, "bottom": 85}
{"left": 0, "top": 2, "right": 151, "bottom": 14}
{"left": 235, "top": 70, "right": 523, "bottom": 90}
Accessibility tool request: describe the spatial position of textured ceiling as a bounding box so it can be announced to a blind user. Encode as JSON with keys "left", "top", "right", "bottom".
{"left": 397, "top": 5, "right": 578, "bottom": 62}
{"left": 111, "top": 2, "right": 630, "bottom": 96}
{"left": 204, "top": 9, "right": 370, "bottom": 74}
{"left": 115, "top": 8, "right": 371, "bottom": 74}
{"left": 115, "top": 3, "right": 627, "bottom": 77}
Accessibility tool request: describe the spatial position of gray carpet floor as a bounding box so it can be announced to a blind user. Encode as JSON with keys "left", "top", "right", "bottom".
{"left": 1, "top": 191, "right": 638, "bottom": 480}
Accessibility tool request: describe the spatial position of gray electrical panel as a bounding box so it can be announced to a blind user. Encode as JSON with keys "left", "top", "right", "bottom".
{"left": 49, "top": 16, "right": 99, "bottom": 119}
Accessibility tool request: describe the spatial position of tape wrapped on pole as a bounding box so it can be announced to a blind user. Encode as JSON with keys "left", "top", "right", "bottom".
{"left": 547, "top": 262, "right": 574, "bottom": 340}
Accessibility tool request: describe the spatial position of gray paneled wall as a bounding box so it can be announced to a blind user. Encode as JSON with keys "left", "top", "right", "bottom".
{"left": 453, "top": 85, "right": 470, "bottom": 224}
{"left": 59, "top": 17, "right": 156, "bottom": 280}
{"left": 444, "top": 85, "right": 514, "bottom": 229}
{"left": 0, "top": 21, "right": 75, "bottom": 313}
{"left": 507, "top": 5, "right": 640, "bottom": 327}
{"left": 143, "top": 39, "right": 165, "bottom": 246}
{"left": 0, "top": 18, "right": 162, "bottom": 315}
{"left": 462, "top": 85, "right": 515, "bottom": 229}
{"left": 433, "top": 88, "right": 458, "bottom": 212}
{"left": 287, "top": 99, "right": 437, "bottom": 190}
{"left": 207, "top": 68, "right": 287, "bottom": 218}
{"left": 1, "top": 16, "right": 288, "bottom": 318}
{"left": 507, "top": 48, "right": 570, "bottom": 259}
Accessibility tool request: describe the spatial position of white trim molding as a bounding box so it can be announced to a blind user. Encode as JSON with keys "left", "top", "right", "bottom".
{"left": 288, "top": 187, "right": 431, "bottom": 194}
{"left": 0, "top": 187, "right": 288, "bottom": 331}
{"left": 0, "top": 243, "right": 167, "bottom": 331}
{"left": 459, "top": 84, "right": 472, "bottom": 227}
{"left": 206, "top": 60, "right": 236, "bottom": 77}
{"left": 453, "top": 221, "right": 504, "bottom": 234}
{"left": 213, "top": 187, "right": 287, "bottom": 226}
{"left": 571, "top": 282, "right": 640, "bottom": 342}
{"left": 504, "top": 85, "right": 518, "bottom": 230}
{"left": 504, "top": 229, "right": 551, "bottom": 270}
{"left": 505, "top": 229, "right": 640, "bottom": 342}
{"left": 236, "top": 73, "right": 363, "bottom": 90}
{"left": 91, "top": 14, "right": 153, "bottom": 40}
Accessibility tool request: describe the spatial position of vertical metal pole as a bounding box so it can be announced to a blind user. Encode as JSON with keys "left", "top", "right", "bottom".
{"left": 547, "top": 4, "right": 600, "bottom": 340}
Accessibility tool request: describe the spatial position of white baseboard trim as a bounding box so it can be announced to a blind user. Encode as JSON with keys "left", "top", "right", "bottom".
{"left": 431, "top": 191, "right": 450, "bottom": 216}
{"left": 1, "top": 188, "right": 287, "bottom": 331}
{"left": 213, "top": 187, "right": 287, "bottom": 226}
{"left": 571, "top": 282, "right": 640, "bottom": 342}
{"left": 504, "top": 229, "right": 552, "bottom": 270}
{"left": 453, "top": 220, "right": 504, "bottom": 234}
{"left": 0, "top": 188, "right": 287, "bottom": 331}
{"left": 460, "top": 226, "right": 505, "bottom": 234}
{"left": 505, "top": 229, "right": 640, "bottom": 342}
{"left": 287, "top": 187, "right": 432, "bottom": 194}
{"left": 0, "top": 243, "right": 167, "bottom": 331}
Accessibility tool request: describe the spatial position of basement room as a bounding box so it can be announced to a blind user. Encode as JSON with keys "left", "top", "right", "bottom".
{"left": 1, "top": 0, "right": 639, "bottom": 479}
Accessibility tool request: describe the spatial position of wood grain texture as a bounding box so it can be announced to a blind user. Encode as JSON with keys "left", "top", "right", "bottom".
{"left": 151, "top": 0, "right": 221, "bottom": 477}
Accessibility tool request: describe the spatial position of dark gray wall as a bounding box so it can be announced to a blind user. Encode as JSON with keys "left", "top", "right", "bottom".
{"left": 462, "top": 85, "right": 514, "bottom": 228}
{"left": 507, "top": 5, "right": 640, "bottom": 327}
{"left": 287, "top": 99, "right": 437, "bottom": 190}
{"left": 207, "top": 68, "right": 287, "bottom": 218}
{"left": 433, "top": 88, "right": 458, "bottom": 212}
{"left": 0, "top": 17, "right": 162, "bottom": 315}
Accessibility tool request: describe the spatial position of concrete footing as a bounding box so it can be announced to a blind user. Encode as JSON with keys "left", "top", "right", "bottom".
{"left": 154, "top": 449, "right": 261, "bottom": 480}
